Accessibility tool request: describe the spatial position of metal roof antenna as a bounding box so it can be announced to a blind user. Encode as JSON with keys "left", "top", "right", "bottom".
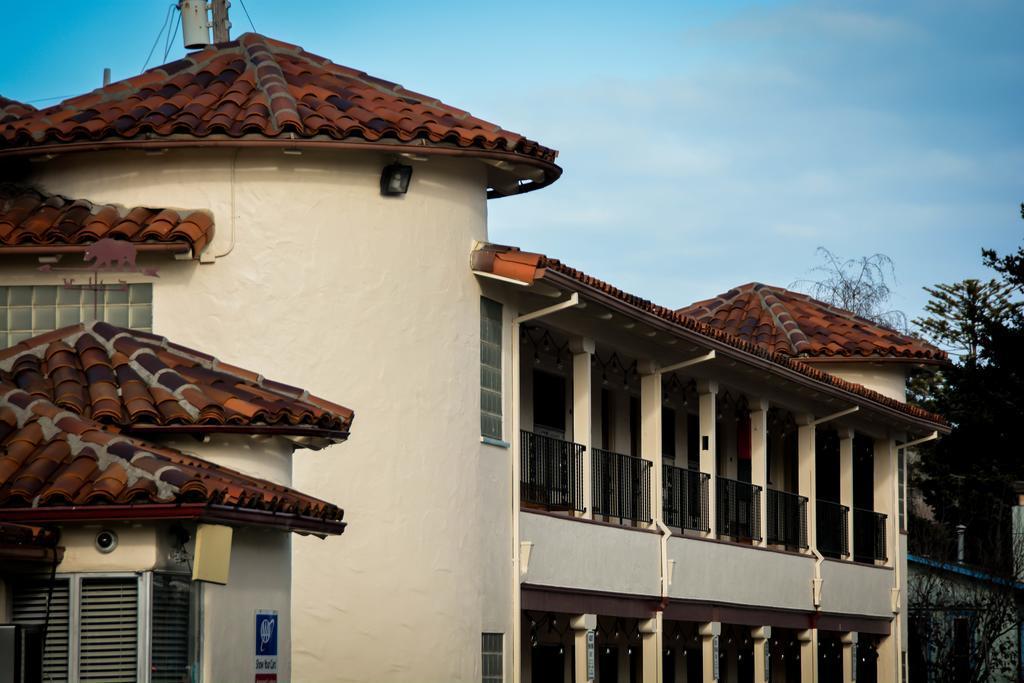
{"left": 180, "top": 0, "right": 211, "bottom": 49}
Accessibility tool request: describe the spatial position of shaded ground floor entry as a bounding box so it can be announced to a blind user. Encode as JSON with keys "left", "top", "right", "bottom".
{"left": 520, "top": 588, "right": 893, "bottom": 682}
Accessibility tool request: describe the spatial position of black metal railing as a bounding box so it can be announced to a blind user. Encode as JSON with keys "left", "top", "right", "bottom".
{"left": 520, "top": 431, "right": 585, "bottom": 512}
{"left": 766, "top": 488, "right": 808, "bottom": 549}
{"left": 853, "top": 508, "right": 888, "bottom": 563}
{"left": 662, "top": 465, "right": 710, "bottom": 532}
{"left": 716, "top": 477, "right": 762, "bottom": 541}
{"left": 816, "top": 499, "right": 849, "bottom": 558}
{"left": 592, "top": 449, "right": 652, "bottom": 524}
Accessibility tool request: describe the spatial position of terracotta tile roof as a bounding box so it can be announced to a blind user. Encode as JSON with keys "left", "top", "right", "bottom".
{"left": 0, "top": 184, "right": 214, "bottom": 257}
{"left": 0, "top": 96, "right": 35, "bottom": 125}
{"left": 471, "top": 243, "right": 947, "bottom": 429}
{"left": 0, "top": 34, "right": 560, "bottom": 195}
{"left": 676, "top": 283, "right": 946, "bottom": 363}
{"left": 0, "top": 322, "right": 353, "bottom": 447}
{"left": 0, "top": 383, "right": 345, "bottom": 534}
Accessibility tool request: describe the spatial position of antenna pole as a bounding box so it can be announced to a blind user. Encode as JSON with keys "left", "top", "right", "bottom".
{"left": 211, "top": 0, "right": 231, "bottom": 42}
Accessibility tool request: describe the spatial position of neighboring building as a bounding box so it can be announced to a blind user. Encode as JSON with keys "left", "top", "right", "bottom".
{"left": 0, "top": 323, "right": 353, "bottom": 681}
{"left": 907, "top": 485, "right": 1024, "bottom": 683}
{"left": 0, "top": 31, "right": 948, "bottom": 683}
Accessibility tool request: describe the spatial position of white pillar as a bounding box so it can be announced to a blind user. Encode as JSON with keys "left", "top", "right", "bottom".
{"left": 752, "top": 626, "right": 770, "bottom": 683}
{"left": 698, "top": 381, "right": 718, "bottom": 538}
{"left": 751, "top": 400, "right": 769, "bottom": 546}
{"left": 841, "top": 632, "right": 857, "bottom": 683}
{"left": 840, "top": 428, "right": 854, "bottom": 559}
{"left": 572, "top": 614, "right": 597, "bottom": 683}
{"left": 640, "top": 616, "right": 660, "bottom": 683}
{"left": 874, "top": 437, "right": 896, "bottom": 567}
{"left": 640, "top": 361, "right": 663, "bottom": 527}
{"left": 699, "top": 621, "right": 721, "bottom": 683}
{"left": 876, "top": 631, "right": 899, "bottom": 683}
{"left": 797, "top": 414, "right": 816, "bottom": 554}
{"left": 797, "top": 628, "right": 816, "bottom": 683}
{"left": 572, "top": 337, "right": 595, "bottom": 519}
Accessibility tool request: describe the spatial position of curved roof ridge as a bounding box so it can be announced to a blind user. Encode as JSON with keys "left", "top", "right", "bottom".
{"left": 754, "top": 284, "right": 812, "bottom": 355}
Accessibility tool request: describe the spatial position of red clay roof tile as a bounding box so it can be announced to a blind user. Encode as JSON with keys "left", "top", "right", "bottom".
{"left": 0, "top": 383, "right": 344, "bottom": 533}
{"left": 0, "top": 184, "right": 214, "bottom": 257}
{"left": 471, "top": 243, "right": 947, "bottom": 428}
{"left": 0, "top": 322, "right": 353, "bottom": 447}
{"left": 0, "top": 96, "right": 35, "bottom": 125}
{"left": 677, "top": 283, "right": 946, "bottom": 363}
{"left": 0, "top": 34, "right": 560, "bottom": 196}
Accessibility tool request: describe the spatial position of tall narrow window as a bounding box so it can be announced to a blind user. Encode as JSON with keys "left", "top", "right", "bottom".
{"left": 662, "top": 407, "right": 676, "bottom": 460}
{"left": 898, "top": 447, "right": 907, "bottom": 531}
{"left": 151, "top": 573, "right": 193, "bottom": 683}
{"left": 482, "top": 633, "right": 503, "bottom": 683}
{"left": 11, "top": 578, "right": 71, "bottom": 682}
{"left": 79, "top": 577, "right": 138, "bottom": 682}
{"left": 480, "top": 298, "right": 503, "bottom": 440}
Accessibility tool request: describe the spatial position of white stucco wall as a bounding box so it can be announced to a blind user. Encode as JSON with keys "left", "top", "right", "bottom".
{"left": 18, "top": 147, "right": 490, "bottom": 683}
{"left": 519, "top": 511, "right": 661, "bottom": 596}
{"left": 668, "top": 535, "right": 815, "bottom": 612}
{"left": 202, "top": 526, "right": 292, "bottom": 683}
{"left": 819, "top": 559, "right": 894, "bottom": 618}
{"left": 812, "top": 362, "right": 908, "bottom": 402}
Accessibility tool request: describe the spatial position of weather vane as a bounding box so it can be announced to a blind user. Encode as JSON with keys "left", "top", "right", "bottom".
{"left": 38, "top": 239, "right": 159, "bottom": 319}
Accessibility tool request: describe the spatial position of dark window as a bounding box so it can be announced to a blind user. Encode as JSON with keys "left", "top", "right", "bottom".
{"left": 662, "top": 407, "right": 677, "bottom": 459}
{"left": 629, "top": 396, "right": 640, "bottom": 457}
{"left": 687, "top": 414, "right": 700, "bottom": 469}
{"left": 601, "top": 389, "right": 612, "bottom": 449}
{"left": 533, "top": 370, "right": 566, "bottom": 435}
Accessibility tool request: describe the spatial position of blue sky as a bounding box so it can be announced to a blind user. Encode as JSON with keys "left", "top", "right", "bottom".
{"left": 1, "top": 1, "right": 1020, "bottom": 321}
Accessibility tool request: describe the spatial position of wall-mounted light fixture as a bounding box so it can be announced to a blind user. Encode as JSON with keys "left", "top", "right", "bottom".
{"left": 380, "top": 162, "right": 413, "bottom": 196}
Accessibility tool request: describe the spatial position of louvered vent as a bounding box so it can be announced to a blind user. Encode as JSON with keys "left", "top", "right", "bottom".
{"left": 79, "top": 577, "right": 138, "bottom": 682}
{"left": 151, "top": 573, "right": 192, "bottom": 683}
{"left": 11, "top": 578, "right": 70, "bottom": 683}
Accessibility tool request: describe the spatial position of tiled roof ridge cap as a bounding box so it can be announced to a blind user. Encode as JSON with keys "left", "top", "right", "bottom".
{"left": 239, "top": 33, "right": 302, "bottom": 134}
{"left": 755, "top": 286, "right": 812, "bottom": 355}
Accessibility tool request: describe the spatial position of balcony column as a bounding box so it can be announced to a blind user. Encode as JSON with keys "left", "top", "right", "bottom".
{"left": 698, "top": 621, "right": 721, "bottom": 683}
{"left": 797, "top": 628, "right": 816, "bottom": 683}
{"left": 873, "top": 437, "right": 896, "bottom": 568}
{"left": 640, "top": 615, "right": 660, "bottom": 683}
{"left": 639, "top": 360, "right": 663, "bottom": 525}
{"left": 796, "top": 414, "right": 816, "bottom": 555}
{"left": 571, "top": 337, "right": 595, "bottom": 519}
{"left": 839, "top": 428, "right": 854, "bottom": 560}
{"left": 698, "top": 381, "right": 718, "bottom": 538}
{"left": 841, "top": 632, "right": 857, "bottom": 683}
{"left": 751, "top": 400, "right": 769, "bottom": 547}
{"left": 571, "top": 614, "right": 597, "bottom": 683}
{"left": 751, "top": 626, "right": 771, "bottom": 682}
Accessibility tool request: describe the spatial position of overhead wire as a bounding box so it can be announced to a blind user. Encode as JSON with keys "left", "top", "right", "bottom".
{"left": 238, "top": 0, "right": 257, "bottom": 32}
{"left": 163, "top": 5, "right": 182, "bottom": 62}
{"left": 143, "top": 3, "right": 177, "bottom": 72}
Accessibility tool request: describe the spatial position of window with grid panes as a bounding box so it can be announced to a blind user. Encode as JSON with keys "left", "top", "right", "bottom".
{"left": 480, "top": 298, "right": 503, "bottom": 440}
{"left": 0, "top": 284, "right": 152, "bottom": 347}
{"left": 482, "top": 633, "right": 503, "bottom": 682}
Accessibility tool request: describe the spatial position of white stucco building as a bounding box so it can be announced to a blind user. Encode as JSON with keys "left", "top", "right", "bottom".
{"left": 0, "top": 29, "right": 948, "bottom": 683}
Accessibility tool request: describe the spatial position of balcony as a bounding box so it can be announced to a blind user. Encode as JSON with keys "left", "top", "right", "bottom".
{"left": 520, "top": 431, "right": 585, "bottom": 512}
{"left": 816, "top": 499, "right": 849, "bottom": 559}
{"left": 766, "top": 488, "right": 808, "bottom": 550}
{"left": 716, "top": 477, "right": 762, "bottom": 542}
{"left": 853, "top": 508, "right": 888, "bottom": 563}
{"left": 592, "top": 449, "right": 652, "bottom": 525}
{"left": 662, "top": 464, "right": 710, "bottom": 533}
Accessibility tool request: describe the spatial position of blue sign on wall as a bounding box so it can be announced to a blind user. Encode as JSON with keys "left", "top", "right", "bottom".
{"left": 256, "top": 611, "right": 278, "bottom": 656}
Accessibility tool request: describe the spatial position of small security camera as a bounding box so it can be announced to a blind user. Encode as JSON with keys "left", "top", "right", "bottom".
{"left": 95, "top": 530, "right": 118, "bottom": 554}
